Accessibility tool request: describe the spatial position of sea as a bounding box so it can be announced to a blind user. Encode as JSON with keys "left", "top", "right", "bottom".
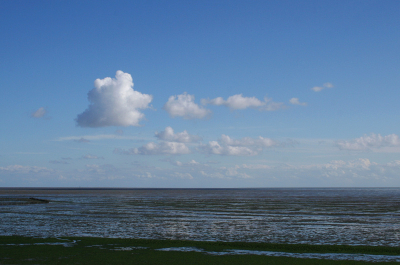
{"left": 1, "top": 188, "right": 399, "bottom": 247}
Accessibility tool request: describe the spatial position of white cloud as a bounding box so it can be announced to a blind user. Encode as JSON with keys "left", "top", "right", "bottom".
{"left": 224, "top": 166, "right": 252, "bottom": 178}
{"left": 200, "top": 171, "right": 227, "bottom": 179}
{"left": 260, "top": 97, "right": 286, "bottom": 111}
{"left": 311, "top": 82, "right": 334, "bottom": 92}
{"left": 198, "top": 164, "right": 253, "bottom": 179}
{"left": 336, "top": 133, "right": 400, "bottom": 151}
{"left": 386, "top": 160, "right": 400, "bottom": 167}
{"left": 57, "top": 134, "right": 142, "bottom": 141}
{"left": 75, "top": 164, "right": 118, "bottom": 177}
{"left": 155, "top": 127, "right": 202, "bottom": 143}
{"left": 114, "top": 127, "right": 199, "bottom": 156}
{"left": 317, "top": 158, "right": 375, "bottom": 170}
{"left": 262, "top": 158, "right": 393, "bottom": 186}
{"left": 201, "top": 135, "right": 277, "bottom": 156}
{"left": 311, "top": 86, "right": 323, "bottom": 92}
{"left": 202, "top": 94, "right": 285, "bottom": 111}
{"left": 202, "top": 141, "right": 259, "bottom": 156}
{"left": 220, "top": 134, "right": 277, "bottom": 147}
{"left": 202, "top": 94, "right": 264, "bottom": 110}
{"left": 83, "top": 164, "right": 105, "bottom": 174}
{"left": 115, "top": 142, "right": 191, "bottom": 155}
{"left": 171, "top": 159, "right": 201, "bottom": 167}
{"left": 289, "top": 98, "right": 307, "bottom": 106}
{"left": 163, "top": 92, "right": 210, "bottom": 119}
{"left": 31, "top": 107, "right": 46, "bottom": 118}
{"left": 82, "top": 154, "right": 103, "bottom": 159}
{"left": 0, "top": 165, "right": 54, "bottom": 174}
{"left": 195, "top": 158, "right": 400, "bottom": 185}
{"left": 76, "top": 70, "right": 153, "bottom": 127}
{"left": 135, "top": 172, "right": 155, "bottom": 178}
{"left": 170, "top": 172, "right": 194, "bottom": 179}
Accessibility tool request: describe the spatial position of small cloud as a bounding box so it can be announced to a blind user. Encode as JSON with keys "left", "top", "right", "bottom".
{"left": 171, "top": 172, "right": 194, "bottom": 179}
{"left": 82, "top": 154, "right": 104, "bottom": 159}
{"left": 83, "top": 164, "right": 104, "bottom": 173}
{"left": 260, "top": 97, "right": 286, "bottom": 111}
{"left": 0, "top": 165, "right": 54, "bottom": 174}
{"left": 163, "top": 92, "right": 211, "bottom": 119}
{"left": 202, "top": 94, "right": 285, "bottom": 111}
{"left": 202, "top": 94, "right": 264, "bottom": 110}
{"left": 201, "top": 134, "right": 277, "bottom": 156}
{"left": 170, "top": 159, "right": 200, "bottom": 167}
{"left": 311, "top": 83, "right": 334, "bottom": 92}
{"left": 155, "top": 126, "right": 202, "bottom": 143}
{"left": 115, "top": 142, "right": 191, "bottom": 155}
{"left": 224, "top": 166, "right": 252, "bottom": 178}
{"left": 289, "top": 98, "right": 307, "bottom": 106}
{"left": 135, "top": 172, "right": 155, "bottom": 178}
{"left": 75, "top": 70, "right": 153, "bottom": 127}
{"left": 321, "top": 158, "right": 374, "bottom": 170}
{"left": 200, "top": 170, "right": 229, "bottom": 179}
{"left": 173, "top": 160, "right": 183, "bottom": 166}
{"left": 311, "top": 86, "right": 323, "bottom": 92}
{"left": 220, "top": 134, "right": 277, "bottom": 147}
{"left": 31, "top": 107, "right": 46, "bottom": 118}
{"left": 202, "top": 141, "right": 258, "bottom": 156}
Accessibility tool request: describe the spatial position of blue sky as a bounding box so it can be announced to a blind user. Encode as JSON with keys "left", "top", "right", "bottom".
{"left": 1, "top": 0, "right": 400, "bottom": 187}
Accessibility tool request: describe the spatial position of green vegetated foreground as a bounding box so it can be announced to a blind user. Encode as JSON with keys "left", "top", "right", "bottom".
{"left": 1, "top": 236, "right": 400, "bottom": 265}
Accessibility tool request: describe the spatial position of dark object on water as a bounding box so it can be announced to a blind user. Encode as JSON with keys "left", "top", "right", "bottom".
{"left": 0, "top": 197, "right": 50, "bottom": 205}
{"left": 29, "top": 197, "right": 50, "bottom": 203}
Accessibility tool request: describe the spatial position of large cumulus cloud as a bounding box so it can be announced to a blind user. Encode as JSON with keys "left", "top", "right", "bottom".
{"left": 76, "top": 71, "right": 153, "bottom": 127}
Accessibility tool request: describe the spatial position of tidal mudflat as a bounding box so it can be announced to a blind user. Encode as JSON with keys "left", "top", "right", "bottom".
{"left": 1, "top": 188, "right": 399, "bottom": 263}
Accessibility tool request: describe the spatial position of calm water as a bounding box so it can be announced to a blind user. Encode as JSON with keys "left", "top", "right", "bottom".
{"left": 1, "top": 188, "right": 399, "bottom": 246}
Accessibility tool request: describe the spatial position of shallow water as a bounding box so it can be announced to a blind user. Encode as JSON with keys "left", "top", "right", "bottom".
{"left": 1, "top": 188, "right": 399, "bottom": 246}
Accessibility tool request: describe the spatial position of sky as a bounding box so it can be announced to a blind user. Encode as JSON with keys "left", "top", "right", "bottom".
{"left": 1, "top": 0, "right": 400, "bottom": 187}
